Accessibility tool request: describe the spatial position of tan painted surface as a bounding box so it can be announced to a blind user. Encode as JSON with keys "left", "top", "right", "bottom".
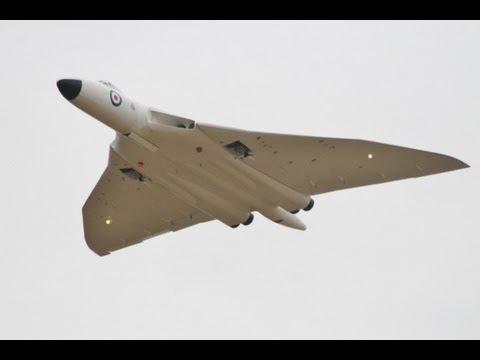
{"left": 198, "top": 124, "right": 469, "bottom": 196}
{"left": 83, "top": 149, "right": 212, "bottom": 256}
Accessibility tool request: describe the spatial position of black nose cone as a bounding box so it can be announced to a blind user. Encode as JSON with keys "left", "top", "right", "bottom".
{"left": 57, "top": 79, "right": 82, "bottom": 100}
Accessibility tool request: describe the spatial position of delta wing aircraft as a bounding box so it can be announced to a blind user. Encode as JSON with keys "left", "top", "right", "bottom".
{"left": 57, "top": 79, "right": 469, "bottom": 256}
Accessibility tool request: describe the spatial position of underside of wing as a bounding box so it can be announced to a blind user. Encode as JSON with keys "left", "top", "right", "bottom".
{"left": 198, "top": 124, "right": 469, "bottom": 196}
{"left": 82, "top": 148, "right": 212, "bottom": 256}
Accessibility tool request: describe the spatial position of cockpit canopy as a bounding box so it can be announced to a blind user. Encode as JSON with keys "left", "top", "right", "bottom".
{"left": 98, "top": 80, "right": 121, "bottom": 92}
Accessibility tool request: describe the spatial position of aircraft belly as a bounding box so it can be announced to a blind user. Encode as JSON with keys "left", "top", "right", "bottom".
{"left": 112, "top": 128, "right": 312, "bottom": 227}
{"left": 112, "top": 132, "right": 252, "bottom": 226}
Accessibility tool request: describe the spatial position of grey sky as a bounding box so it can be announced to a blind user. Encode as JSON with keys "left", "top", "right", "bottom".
{"left": 0, "top": 20, "right": 478, "bottom": 339}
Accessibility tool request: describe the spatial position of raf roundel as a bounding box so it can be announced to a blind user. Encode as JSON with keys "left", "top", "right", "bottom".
{"left": 110, "top": 90, "right": 122, "bottom": 107}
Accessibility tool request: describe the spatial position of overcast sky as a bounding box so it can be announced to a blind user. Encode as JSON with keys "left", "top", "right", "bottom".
{"left": 0, "top": 20, "right": 478, "bottom": 339}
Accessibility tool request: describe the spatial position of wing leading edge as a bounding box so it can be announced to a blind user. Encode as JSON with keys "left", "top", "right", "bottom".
{"left": 198, "top": 124, "right": 469, "bottom": 196}
{"left": 82, "top": 148, "right": 212, "bottom": 256}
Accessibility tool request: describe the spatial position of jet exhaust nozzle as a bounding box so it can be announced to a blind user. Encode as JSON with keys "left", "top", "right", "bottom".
{"left": 303, "top": 198, "right": 314, "bottom": 211}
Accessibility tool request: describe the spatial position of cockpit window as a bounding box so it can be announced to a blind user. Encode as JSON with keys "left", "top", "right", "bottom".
{"left": 98, "top": 80, "right": 121, "bottom": 92}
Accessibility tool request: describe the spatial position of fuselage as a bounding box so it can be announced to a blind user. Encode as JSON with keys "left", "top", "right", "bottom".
{"left": 57, "top": 79, "right": 312, "bottom": 229}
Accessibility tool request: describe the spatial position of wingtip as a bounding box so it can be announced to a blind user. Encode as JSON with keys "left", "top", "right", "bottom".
{"left": 443, "top": 154, "right": 470, "bottom": 171}
{"left": 456, "top": 159, "right": 470, "bottom": 170}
